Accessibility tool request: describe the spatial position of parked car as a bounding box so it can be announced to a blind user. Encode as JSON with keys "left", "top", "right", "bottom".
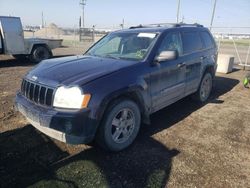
{"left": 15, "top": 23, "right": 217, "bottom": 151}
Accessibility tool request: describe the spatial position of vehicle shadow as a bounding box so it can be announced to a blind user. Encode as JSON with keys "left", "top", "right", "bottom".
{"left": 0, "top": 125, "right": 69, "bottom": 188}
{"left": 0, "top": 55, "right": 75, "bottom": 68}
{"left": 52, "top": 54, "right": 75, "bottom": 59}
{"left": 138, "top": 75, "right": 239, "bottom": 137}
{"left": 0, "top": 76, "right": 239, "bottom": 187}
{"left": 0, "top": 125, "right": 179, "bottom": 188}
{"left": 0, "top": 58, "right": 34, "bottom": 68}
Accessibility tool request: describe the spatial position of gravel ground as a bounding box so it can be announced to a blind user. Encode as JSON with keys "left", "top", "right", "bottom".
{"left": 0, "top": 47, "right": 249, "bottom": 188}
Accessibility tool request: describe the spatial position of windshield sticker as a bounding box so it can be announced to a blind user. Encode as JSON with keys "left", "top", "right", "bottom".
{"left": 137, "top": 33, "right": 156, "bottom": 38}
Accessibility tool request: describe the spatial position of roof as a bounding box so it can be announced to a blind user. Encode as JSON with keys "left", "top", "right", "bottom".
{"left": 115, "top": 23, "right": 206, "bottom": 34}
{"left": 0, "top": 16, "right": 20, "bottom": 19}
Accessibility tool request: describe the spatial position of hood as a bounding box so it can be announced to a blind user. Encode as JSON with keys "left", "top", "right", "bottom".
{"left": 26, "top": 55, "right": 136, "bottom": 87}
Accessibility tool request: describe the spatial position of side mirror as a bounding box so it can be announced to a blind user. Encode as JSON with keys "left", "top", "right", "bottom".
{"left": 155, "top": 50, "right": 178, "bottom": 62}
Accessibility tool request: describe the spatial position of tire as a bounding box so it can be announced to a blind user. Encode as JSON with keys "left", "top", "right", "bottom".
{"left": 193, "top": 72, "right": 213, "bottom": 103}
{"left": 29, "top": 45, "right": 51, "bottom": 63}
{"left": 96, "top": 99, "right": 141, "bottom": 152}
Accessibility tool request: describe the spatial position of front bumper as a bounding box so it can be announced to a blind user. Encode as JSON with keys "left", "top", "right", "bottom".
{"left": 15, "top": 92, "right": 98, "bottom": 144}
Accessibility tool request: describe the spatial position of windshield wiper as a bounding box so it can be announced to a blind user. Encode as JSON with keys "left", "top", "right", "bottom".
{"left": 104, "top": 54, "right": 120, "bottom": 60}
{"left": 85, "top": 53, "right": 101, "bottom": 58}
{"left": 118, "top": 57, "right": 138, "bottom": 61}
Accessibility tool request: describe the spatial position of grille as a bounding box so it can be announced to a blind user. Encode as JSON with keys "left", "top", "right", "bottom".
{"left": 21, "top": 79, "right": 54, "bottom": 106}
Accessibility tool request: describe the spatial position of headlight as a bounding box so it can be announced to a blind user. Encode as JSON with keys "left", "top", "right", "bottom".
{"left": 53, "top": 86, "right": 91, "bottom": 109}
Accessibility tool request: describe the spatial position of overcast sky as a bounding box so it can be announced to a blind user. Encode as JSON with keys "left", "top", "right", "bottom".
{"left": 0, "top": 0, "right": 249, "bottom": 29}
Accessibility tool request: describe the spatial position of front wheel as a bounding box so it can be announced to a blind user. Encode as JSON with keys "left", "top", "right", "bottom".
{"left": 96, "top": 99, "right": 141, "bottom": 152}
{"left": 193, "top": 72, "right": 213, "bottom": 103}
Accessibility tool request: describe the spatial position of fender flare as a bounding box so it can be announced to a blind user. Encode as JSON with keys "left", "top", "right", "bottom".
{"left": 28, "top": 43, "right": 52, "bottom": 56}
{"left": 95, "top": 79, "right": 150, "bottom": 124}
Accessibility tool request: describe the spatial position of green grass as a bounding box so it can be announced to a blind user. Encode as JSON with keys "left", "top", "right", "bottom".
{"left": 27, "top": 146, "right": 170, "bottom": 188}
{"left": 29, "top": 160, "right": 168, "bottom": 188}
{"left": 28, "top": 160, "right": 109, "bottom": 188}
{"left": 62, "top": 39, "right": 86, "bottom": 47}
{"left": 216, "top": 39, "right": 250, "bottom": 46}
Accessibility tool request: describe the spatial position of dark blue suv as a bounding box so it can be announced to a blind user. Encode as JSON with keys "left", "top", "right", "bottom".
{"left": 15, "top": 23, "right": 217, "bottom": 151}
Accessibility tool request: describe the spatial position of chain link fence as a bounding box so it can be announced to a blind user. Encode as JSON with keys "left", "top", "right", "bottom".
{"left": 211, "top": 27, "right": 250, "bottom": 68}
{"left": 23, "top": 25, "right": 250, "bottom": 69}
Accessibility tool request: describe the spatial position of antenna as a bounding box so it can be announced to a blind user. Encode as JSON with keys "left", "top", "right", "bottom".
{"left": 80, "top": 0, "right": 87, "bottom": 28}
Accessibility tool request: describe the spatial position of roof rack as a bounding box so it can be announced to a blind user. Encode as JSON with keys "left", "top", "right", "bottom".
{"left": 129, "top": 23, "right": 203, "bottom": 29}
{"left": 175, "top": 23, "right": 203, "bottom": 27}
{"left": 129, "top": 24, "right": 150, "bottom": 29}
{"left": 129, "top": 23, "right": 174, "bottom": 29}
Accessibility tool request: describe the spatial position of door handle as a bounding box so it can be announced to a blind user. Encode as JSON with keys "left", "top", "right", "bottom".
{"left": 200, "top": 56, "right": 206, "bottom": 60}
{"left": 178, "top": 62, "right": 186, "bottom": 68}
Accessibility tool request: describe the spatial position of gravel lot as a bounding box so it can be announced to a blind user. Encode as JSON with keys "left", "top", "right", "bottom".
{"left": 0, "top": 46, "right": 249, "bottom": 188}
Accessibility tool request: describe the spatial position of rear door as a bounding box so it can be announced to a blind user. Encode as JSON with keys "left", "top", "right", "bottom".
{"left": 0, "top": 17, "right": 25, "bottom": 54}
{"left": 150, "top": 32, "right": 186, "bottom": 111}
{"left": 200, "top": 31, "right": 217, "bottom": 66}
{"left": 181, "top": 30, "right": 204, "bottom": 95}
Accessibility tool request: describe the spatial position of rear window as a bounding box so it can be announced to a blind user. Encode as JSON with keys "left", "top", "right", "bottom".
{"left": 182, "top": 32, "right": 203, "bottom": 54}
{"left": 200, "top": 31, "right": 214, "bottom": 49}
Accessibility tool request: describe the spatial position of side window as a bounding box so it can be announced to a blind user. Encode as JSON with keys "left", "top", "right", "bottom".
{"left": 201, "top": 31, "right": 214, "bottom": 49}
{"left": 157, "top": 32, "right": 182, "bottom": 56}
{"left": 182, "top": 32, "right": 203, "bottom": 54}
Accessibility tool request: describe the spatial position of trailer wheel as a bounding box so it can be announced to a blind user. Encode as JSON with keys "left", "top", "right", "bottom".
{"left": 30, "top": 45, "right": 51, "bottom": 63}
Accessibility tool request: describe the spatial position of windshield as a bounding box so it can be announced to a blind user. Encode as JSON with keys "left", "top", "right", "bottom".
{"left": 86, "top": 32, "right": 158, "bottom": 61}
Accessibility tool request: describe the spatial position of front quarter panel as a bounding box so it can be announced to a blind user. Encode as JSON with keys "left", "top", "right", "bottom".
{"left": 81, "top": 62, "right": 151, "bottom": 121}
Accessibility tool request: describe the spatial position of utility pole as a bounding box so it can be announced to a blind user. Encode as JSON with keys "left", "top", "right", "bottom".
{"left": 41, "top": 12, "right": 44, "bottom": 28}
{"left": 80, "top": 0, "right": 86, "bottom": 28}
{"left": 181, "top": 16, "right": 185, "bottom": 23}
{"left": 177, "top": 0, "right": 181, "bottom": 23}
{"left": 210, "top": 0, "right": 217, "bottom": 31}
{"left": 120, "top": 19, "right": 125, "bottom": 29}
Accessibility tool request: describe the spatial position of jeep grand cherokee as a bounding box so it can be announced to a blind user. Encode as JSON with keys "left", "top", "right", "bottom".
{"left": 15, "top": 23, "right": 217, "bottom": 151}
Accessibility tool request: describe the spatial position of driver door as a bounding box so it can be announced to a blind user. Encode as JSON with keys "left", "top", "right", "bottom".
{"left": 150, "top": 32, "right": 186, "bottom": 112}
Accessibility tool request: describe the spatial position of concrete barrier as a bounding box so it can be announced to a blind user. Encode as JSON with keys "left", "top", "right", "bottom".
{"left": 216, "top": 54, "right": 235, "bottom": 74}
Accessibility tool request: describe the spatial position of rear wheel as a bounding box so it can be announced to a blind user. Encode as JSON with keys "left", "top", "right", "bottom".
{"left": 96, "top": 99, "right": 141, "bottom": 152}
{"left": 193, "top": 72, "right": 213, "bottom": 103}
{"left": 29, "top": 45, "right": 51, "bottom": 63}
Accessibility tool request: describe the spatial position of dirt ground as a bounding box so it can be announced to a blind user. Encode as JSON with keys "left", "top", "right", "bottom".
{"left": 0, "top": 47, "right": 250, "bottom": 188}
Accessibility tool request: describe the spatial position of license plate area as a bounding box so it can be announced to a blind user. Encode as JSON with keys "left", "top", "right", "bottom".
{"left": 18, "top": 103, "right": 40, "bottom": 123}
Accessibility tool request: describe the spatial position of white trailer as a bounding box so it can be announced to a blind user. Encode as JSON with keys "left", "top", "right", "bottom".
{"left": 0, "top": 16, "right": 63, "bottom": 63}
